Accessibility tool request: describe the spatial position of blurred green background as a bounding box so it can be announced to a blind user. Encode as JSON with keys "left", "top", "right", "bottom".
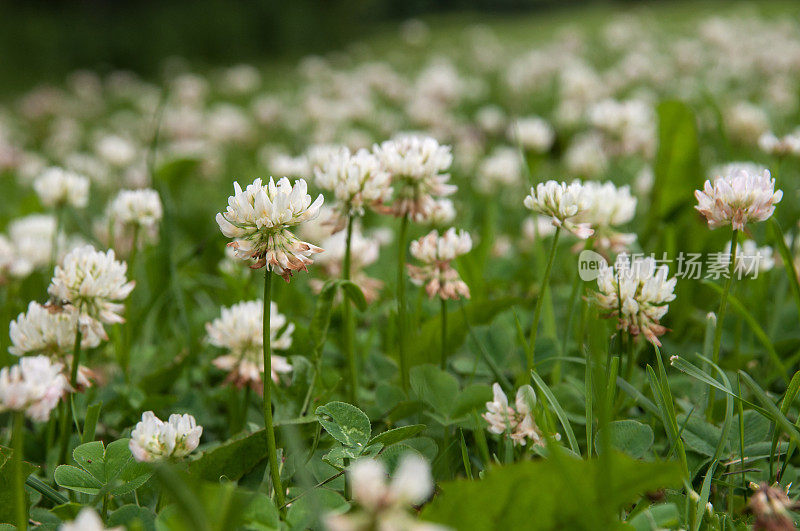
{"left": 1, "top": 0, "right": 667, "bottom": 94}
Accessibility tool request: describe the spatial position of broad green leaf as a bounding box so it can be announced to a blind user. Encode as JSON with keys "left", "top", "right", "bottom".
{"left": 241, "top": 493, "right": 280, "bottom": 531}
{"left": 421, "top": 451, "right": 681, "bottom": 530}
{"left": 0, "top": 446, "right": 37, "bottom": 524}
{"left": 340, "top": 280, "right": 367, "bottom": 311}
{"left": 628, "top": 503, "right": 680, "bottom": 531}
{"left": 315, "top": 401, "right": 372, "bottom": 450}
{"left": 50, "top": 502, "right": 83, "bottom": 521}
{"left": 188, "top": 429, "right": 267, "bottom": 482}
{"left": 596, "top": 420, "right": 654, "bottom": 459}
{"left": 452, "top": 385, "right": 492, "bottom": 420}
{"left": 410, "top": 365, "right": 459, "bottom": 419}
{"left": 367, "top": 424, "right": 426, "bottom": 448}
{"left": 54, "top": 465, "right": 103, "bottom": 495}
{"left": 285, "top": 488, "right": 348, "bottom": 530}
{"left": 108, "top": 504, "right": 156, "bottom": 531}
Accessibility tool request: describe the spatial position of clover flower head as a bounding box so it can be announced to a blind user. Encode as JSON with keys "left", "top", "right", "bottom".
{"left": 48, "top": 245, "right": 134, "bottom": 337}
{"left": 507, "top": 116, "right": 555, "bottom": 153}
{"left": 34, "top": 167, "right": 89, "bottom": 209}
{"left": 108, "top": 188, "right": 163, "bottom": 229}
{"left": 216, "top": 177, "right": 324, "bottom": 281}
{"left": 326, "top": 454, "right": 442, "bottom": 531}
{"left": 9, "top": 214, "right": 59, "bottom": 272}
{"left": 408, "top": 228, "right": 471, "bottom": 300}
{"left": 373, "top": 135, "right": 456, "bottom": 221}
{"left": 129, "top": 411, "right": 203, "bottom": 462}
{"left": 205, "top": 299, "right": 293, "bottom": 390}
{"left": 695, "top": 166, "right": 782, "bottom": 230}
{"left": 523, "top": 180, "right": 594, "bottom": 239}
{"left": 574, "top": 181, "right": 637, "bottom": 251}
{"left": 758, "top": 131, "right": 800, "bottom": 157}
{"left": 314, "top": 147, "right": 392, "bottom": 216}
{"left": 0, "top": 355, "right": 67, "bottom": 422}
{"left": 9, "top": 301, "right": 103, "bottom": 357}
{"left": 592, "top": 253, "right": 676, "bottom": 346}
{"left": 483, "top": 383, "right": 545, "bottom": 446}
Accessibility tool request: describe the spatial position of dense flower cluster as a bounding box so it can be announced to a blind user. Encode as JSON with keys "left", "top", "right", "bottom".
{"left": 695, "top": 166, "right": 782, "bottom": 230}
{"left": 523, "top": 180, "right": 594, "bottom": 239}
{"left": 374, "top": 135, "right": 456, "bottom": 221}
{"left": 574, "top": 181, "right": 637, "bottom": 252}
{"left": 314, "top": 147, "right": 392, "bottom": 216}
{"left": 0, "top": 355, "right": 67, "bottom": 421}
{"left": 48, "top": 245, "right": 135, "bottom": 338}
{"left": 483, "top": 383, "right": 544, "bottom": 446}
{"left": 9, "top": 301, "right": 102, "bottom": 357}
{"left": 33, "top": 167, "right": 90, "bottom": 209}
{"left": 129, "top": 411, "right": 203, "bottom": 462}
{"left": 408, "top": 228, "right": 472, "bottom": 300}
{"left": 592, "top": 253, "right": 677, "bottom": 346}
{"left": 205, "top": 299, "right": 294, "bottom": 390}
{"left": 216, "top": 177, "right": 324, "bottom": 280}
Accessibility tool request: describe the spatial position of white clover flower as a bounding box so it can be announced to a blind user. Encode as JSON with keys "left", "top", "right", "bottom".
{"left": 314, "top": 147, "right": 392, "bottom": 216}
{"left": 9, "top": 301, "right": 102, "bottom": 357}
{"left": 0, "top": 355, "right": 67, "bottom": 422}
{"left": 592, "top": 253, "right": 676, "bottom": 346}
{"left": 483, "top": 383, "right": 544, "bottom": 446}
{"left": 216, "top": 177, "right": 324, "bottom": 281}
{"left": 129, "top": 411, "right": 202, "bottom": 462}
{"left": 523, "top": 180, "right": 594, "bottom": 239}
{"left": 108, "top": 188, "right": 163, "bottom": 230}
{"left": 723, "top": 239, "right": 775, "bottom": 277}
{"left": 0, "top": 235, "right": 32, "bottom": 281}
{"left": 425, "top": 198, "right": 456, "bottom": 226}
{"left": 205, "top": 299, "right": 293, "bottom": 390}
{"left": 477, "top": 147, "right": 522, "bottom": 192}
{"left": 95, "top": 134, "right": 137, "bottom": 167}
{"left": 9, "top": 214, "right": 59, "bottom": 271}
{"left": 60, "top": 508, "right": 123, "bottom": 531}
{"left": 48, "top": 245, "right": 135, "bottom": 338}
{"left": 407, "top": 228, "right": 471, "bottom": 300}
{"left": 507, "top": 116, "right": 554, "bottom": 153}
{"left": 695, "top": 166, "right": 782, "bottom": 230}
{"left": 725, "top": 101, "right": 769, "bottom": 145}
{"left": 758, "top": 131, "right": 800, "bottom": 157}
{"left": 564, "top": 134, "right": 608, "bottom": 178}
{"left": 373, "top": 135, "right": 456, "bottom": 221}
{"left": 326, "top": 454, "right": 440, "bottom": 531}
{"left": 574, "top": 181, "right": 637, "bottom": 252}
{"left": 522, "top": 215, "right": 558, "bottom": 244}
{"left": 33, "top": 167, "right": 89, "bottom": 209}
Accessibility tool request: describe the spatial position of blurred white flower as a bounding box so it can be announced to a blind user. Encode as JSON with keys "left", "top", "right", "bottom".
{"left": 373, "top": 135, "right": 456, "bottom": 222}
{"left": 483, "top": 382, "right": 544, "bottom": 446}
{"left": 315, "top": 147, "right": 392, "bottom": 216}
{"left": 205, "top": 299, "right": 293, "bottom": 390}
{"left": 60, "top": 508, "right": 122, "bottom": 531}
{"left": 326, "top": 454, "right": 441, "bottom": 531}
{"left": 477, "top": 147, "right": 522, "bottom": 192}
{"left": 695, "top": 166, "right": 782, "bottom": 230}
{"left": 507, "top": 116, "right": 554, "bottom": 153}
{"left": 95, "top": 134, "right": 137, "bottom": 167}
{"left": 408, "top": 228, "right": 471, "bottom": 300}
{"left": 108, "top": 188, "right": 163, "bottom": 230}
{"left": 0, "top": 355, "right": 66, "bottom": 422}
{"left": 593, "top": 253, "right": 676, "bottom": 346}
{"left": 33, "top": 167, "right": 89, "bottom": 209}
{"left": 9, "top": 214, "right": 59, "bottom": 271}
{"left": 758, "top": 131, "right": 800, "bottom": 157}
{"left": 574, "top": 181, "right": 637, "bottom": 252}
{"left": 48, "top": 245, "right": 135, "bottom": 338}
{"left": 564, "top": 134, "right": 607, "bottom": 178}
{"left": 129, "top": 411, "right": 202, "bottom": 462}
{"left": 725, "top": 101, "right": 769, "bottom": 145}
{"left": 216, "top": 177, "right": 324, "bottom": 281}
{"left": 523, "top": 180, "right": 594, "bottom": 239}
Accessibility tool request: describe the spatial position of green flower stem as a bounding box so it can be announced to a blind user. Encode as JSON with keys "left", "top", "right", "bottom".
{"left": 58, "top": 316, "right": 84, "bottom": 464}
{"left": 342, "top": 214, "right": 357, "bottom": 404}
{"left": 397, "top": 214, "right": 410, "bottom": 391}
{"left": 440, "top": 298, "right": 448, "bottom": 370}
{"left": 50, "top": 204, "right": 64, "bottom": 270}
{"left": 13, "top": 411, "right": 26, "bottom": 530}
{"left": 262, "top": 269, "right": 286, "bottom": 511}
{"left": 707, "top": 228, "right": 739, "bottom": 420}
{"left": 527, "top": 226, "right": 561, "bottom": 373}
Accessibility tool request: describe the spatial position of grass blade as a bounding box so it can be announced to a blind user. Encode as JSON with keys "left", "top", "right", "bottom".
{"left": 530, "top": 370, "right": 580, "bottom": 454}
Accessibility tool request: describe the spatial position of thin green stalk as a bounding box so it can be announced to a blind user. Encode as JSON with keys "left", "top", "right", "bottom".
{"left": 13, "top": 411, "right": 26, "bottom": 530}
{"left": 50, "top": 204, "right": 64, "bottom": 270}
{"left": 527, "top": 227, "right": 560, "bottom": 372}
{"left": 342, "top": 215, "right": 357, "bottom": 404}
{"left": 440, "top": 298, "right": 447, "bottom": 370}
{"left": 707, "top": 229, "right": 739, "bottom": 419}
{"left": 262, "top": 270, "right": 286, "bottom": 511}
{"left": 397, "top": 214, "right": 410, "bottom": 391}
{"left": 59, "top": 315, "right": 84, "bottom": 464}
